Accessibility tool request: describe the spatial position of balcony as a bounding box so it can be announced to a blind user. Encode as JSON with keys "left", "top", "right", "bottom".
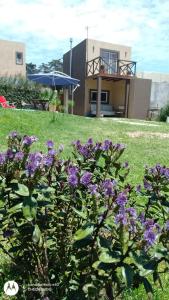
{"left": 86, "top": 56, "right": 136, "bottom": 78}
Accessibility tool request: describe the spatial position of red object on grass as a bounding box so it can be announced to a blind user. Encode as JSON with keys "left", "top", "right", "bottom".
{"left": 0, "top": 96, "right": 16, "bottom": 108}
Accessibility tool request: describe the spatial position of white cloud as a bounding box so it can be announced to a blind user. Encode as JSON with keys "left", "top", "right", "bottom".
{"left": 0, "top": 0, "right": 169, "bottom": 72}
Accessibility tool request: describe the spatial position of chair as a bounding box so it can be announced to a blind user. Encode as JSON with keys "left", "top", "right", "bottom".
{"left": 0, "top": 96, "right": 16, "bottom": 109}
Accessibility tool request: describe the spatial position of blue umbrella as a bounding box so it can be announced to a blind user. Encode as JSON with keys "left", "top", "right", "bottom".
{"left": 27, "top": 71, "right": 80, "bottom": 87}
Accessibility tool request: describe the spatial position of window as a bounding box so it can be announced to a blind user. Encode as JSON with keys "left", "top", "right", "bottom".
{"left": 90, "top": 90, "right": 109, "bottom": 104}
{"left": 100, "top": 49, "right": 119, "bottom": 74}
{"left": 16, "top": 52, "right": 23, "bottom": 65}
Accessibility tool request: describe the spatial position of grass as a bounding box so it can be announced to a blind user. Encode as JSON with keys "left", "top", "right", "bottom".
{"left": 0, "top": 109, "right": 169, "bottom": 299}
{"left": 1, "top": 109, "right": 169, "bottom": 186}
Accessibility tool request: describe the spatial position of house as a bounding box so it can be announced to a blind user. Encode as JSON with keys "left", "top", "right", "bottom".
{"left": 0, "top": 39, "right": 26, "bottom": 77}
{"left": 137, "top": 72, "right": 169, "bottom": 109}
{"left": 63, "top": 39, "right": 152, "bottom": 119}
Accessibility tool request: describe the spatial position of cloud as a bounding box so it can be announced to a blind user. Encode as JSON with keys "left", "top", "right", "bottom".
{"left": 0, "top": 0, "right": 169, "bottom": 72}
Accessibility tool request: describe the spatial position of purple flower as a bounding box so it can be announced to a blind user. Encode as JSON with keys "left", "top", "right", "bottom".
{"left": 122, "top": 161, "right": 129, "bottom": 168}
{"left": 129, "top": 219, "right": 136, "bottom": 233}
{"left": 68, "top": 166, "right": 78, "bottom": 175}
{"left": 26, "top": 163, "right": 37, "bottom": 176}
{"left": 6, "top": 149, "right": 14, "bottom": 159}
{"left": 43, "top": 155, "right": 53, "bottom": 167}
{"left": 164, "top": 168, "right": 169, "bottom": 179}
{"left": 88, "top": 184, "right": 98, "bottom": 196}
{"left": 126, "top": 207, "right": 137, "bottom": 218}
{"left": 14, "top": 151, "right": 24, "bottom": 162}
{"left": 0, "top": 153, "right": 6, "bottom": 165}
{"left": 68, "top": 174, "right": 78, "bottom": 187}
{"left": 114, "top": 143, "right": 125, "bottom": 151}
{"left": 87, "top": 138, "right": 93, "bottom": 145}
{"left": 23, "top": 135, "right": 38, "bottom": 146}
{"left": 136, "top": 184, "right": 141, "bottom": 193}
{"left": 138, "top": 212, "right": 145, "bottom": 224}
{"left": 25, "top": 152, "right": 43, "bottom": 176}
{"left": 9, "top": 131, "right": 18, "bottom": 138}
{"left": 115, "top": 210, "right": 127, "bottom": 225}
{"left": 79, "top": 146, "right": 90, "bottom": 158}
{"left": 46, "top": 140, "right": 54, "bottom": 148}
{"left": 48, "top": 149, "right": 56, "bottom": 156}
{"left": 144, "top": 179, "right": 152, "bottom": 191}
{"left": 144, "top": 219, "right": 154, "bottom": 230}
{"left": 72, "top": 140, "right": 81, "bottom": 148}
{"left": 80, "top": 172, "right": 92, "bottom": 187}
{"left": 165, "top": 220, "right": 169, "bottom": 231}
{"left": 94, "top": 142, "right": 102, "bottom": 151}
{"left": 144, "top": 229, "right": 156, "bottom": 246}
{"left": 102, "top": 140, "right": 112, "bottom": 151}
{"left": 116, "top": 192, "right": 127, "bottom": 207}
{"left": 102, "top": 179, "right": 116, "bottom": 197}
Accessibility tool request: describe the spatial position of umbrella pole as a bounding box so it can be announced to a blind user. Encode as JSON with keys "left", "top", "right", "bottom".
{"left": 71, "top": 85, "right": 74, "bottom": 114}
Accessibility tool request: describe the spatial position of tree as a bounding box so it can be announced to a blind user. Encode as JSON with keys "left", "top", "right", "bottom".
{"left": 26, "top": 63, "right": 38, "bottom": 74}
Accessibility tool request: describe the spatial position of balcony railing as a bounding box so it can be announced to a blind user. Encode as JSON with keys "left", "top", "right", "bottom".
{"left": 86, "top": 56, "right": 136, "bottom": 77}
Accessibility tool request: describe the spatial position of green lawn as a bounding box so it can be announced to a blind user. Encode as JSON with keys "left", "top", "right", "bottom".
{"left": 0, "top": 109, "right": 169, "bottom": 186}
{"left": 0, "top": 109, "right": 169, "bottom": 299}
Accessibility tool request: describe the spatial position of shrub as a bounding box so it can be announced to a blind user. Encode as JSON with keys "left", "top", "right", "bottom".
{"left": 158, "top": 102, "right": 169, "bottom": 122}
{"left": 0, "top": 76, "right": 42, "bottom": 108}
{"left": 0, "top": 133, "right": 169, "bottom": 299}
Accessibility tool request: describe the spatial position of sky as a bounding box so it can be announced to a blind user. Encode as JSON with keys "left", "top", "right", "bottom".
{"left": 0, "top": 0, "right": 169, "bottom": 73}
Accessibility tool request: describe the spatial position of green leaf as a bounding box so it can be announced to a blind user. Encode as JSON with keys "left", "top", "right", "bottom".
{"left": 74, "top": 225, "right": 94, "bottom": 241}
{"left": 23, "top": 196, "right": 37, "bottom": 221}
{"left": 122, "top": 264, "right": 134, "bottom": 287}
{"left": 0, "top": 200, "right": 4, "bottom": 208}
{"left": 98, "top": 236, "right": 112, "bottom": 249}
{"left": 99, "top": 251, "right": 120, "bottom": 264}
{"left": 8, "top": 202, "right": 23, "bottom": 214}
{"left": 32, "top": 225, "right": 41, "bottom": 244}
{"left": 72, "top": 208, "right": 87, "bottom": 219}
{"left": 15, "top": 184, "right": 29, "bottom": 196}
{"left": 142, "top": 277, "right": 153, "bottom": 297}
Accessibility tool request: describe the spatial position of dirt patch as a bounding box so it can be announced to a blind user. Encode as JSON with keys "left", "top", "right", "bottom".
{"left": 127, "top": 131, "right": 169, "bottom": 139}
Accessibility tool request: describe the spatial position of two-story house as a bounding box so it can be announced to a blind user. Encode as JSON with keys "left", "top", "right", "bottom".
{"left": 0, "top": 39, "right": 26, "bottom": 77}
{"left": 63, "top": 39, "right": 152, "bottom": 119}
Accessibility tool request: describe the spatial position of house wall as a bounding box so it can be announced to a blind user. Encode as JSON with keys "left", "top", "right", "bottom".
{"left": 128, "top": 78, "right": 152, "bottom": 119}
{"left": 85, "top": 78, "right": 126, "bottom": 114}
{"left": 87, "top": 39, "right": 131, "bottom": 61}
{"left": 0, "top": 39, "right": 26, "bottom": 77}
{"left": 137, "top": 72, "right": 169, "bottom": 108}
{"left": 63, "top": 40, "right": 86, "bottom": 115}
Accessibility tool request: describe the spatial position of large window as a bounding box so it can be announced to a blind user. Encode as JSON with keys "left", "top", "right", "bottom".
{"left": 16, "top": 52, "right": 23, "bottom": 65}
{"left": 100, "top": 49, "right": 119, "bottom": 74}
{"left": 90, "top": 90, "right": 109, "bottom": 104}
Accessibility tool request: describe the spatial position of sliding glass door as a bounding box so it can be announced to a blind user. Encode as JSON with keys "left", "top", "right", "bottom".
{"left": 100, "top": 49, "right": 119, "bottom": 74}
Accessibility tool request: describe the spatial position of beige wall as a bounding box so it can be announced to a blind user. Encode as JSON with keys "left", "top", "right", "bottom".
{"left": 137, "top": 72, "right": 169, "bottom": 82}
{"left": 128, "top": 78, "right": 152, "bottom": 119}
{"left": 85, "top": 78, "right": 126, "bottom": 114}
{"left": 0, "top": 39, "right": 26, "bottom": 77}
{"left": 87, "top": 39, "right": 131, "bottom": 62}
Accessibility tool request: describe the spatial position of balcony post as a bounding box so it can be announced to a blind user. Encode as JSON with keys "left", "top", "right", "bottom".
{"left": 96, "top": 75, "right": 102, "bottom": 117}
{"left": 124, "top": 79, "right": 130, "bottom": 118}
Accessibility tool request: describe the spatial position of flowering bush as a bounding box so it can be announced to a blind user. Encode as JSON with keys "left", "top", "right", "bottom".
{"left": 0, "top": 133, "right": 169, "bottom": 299}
